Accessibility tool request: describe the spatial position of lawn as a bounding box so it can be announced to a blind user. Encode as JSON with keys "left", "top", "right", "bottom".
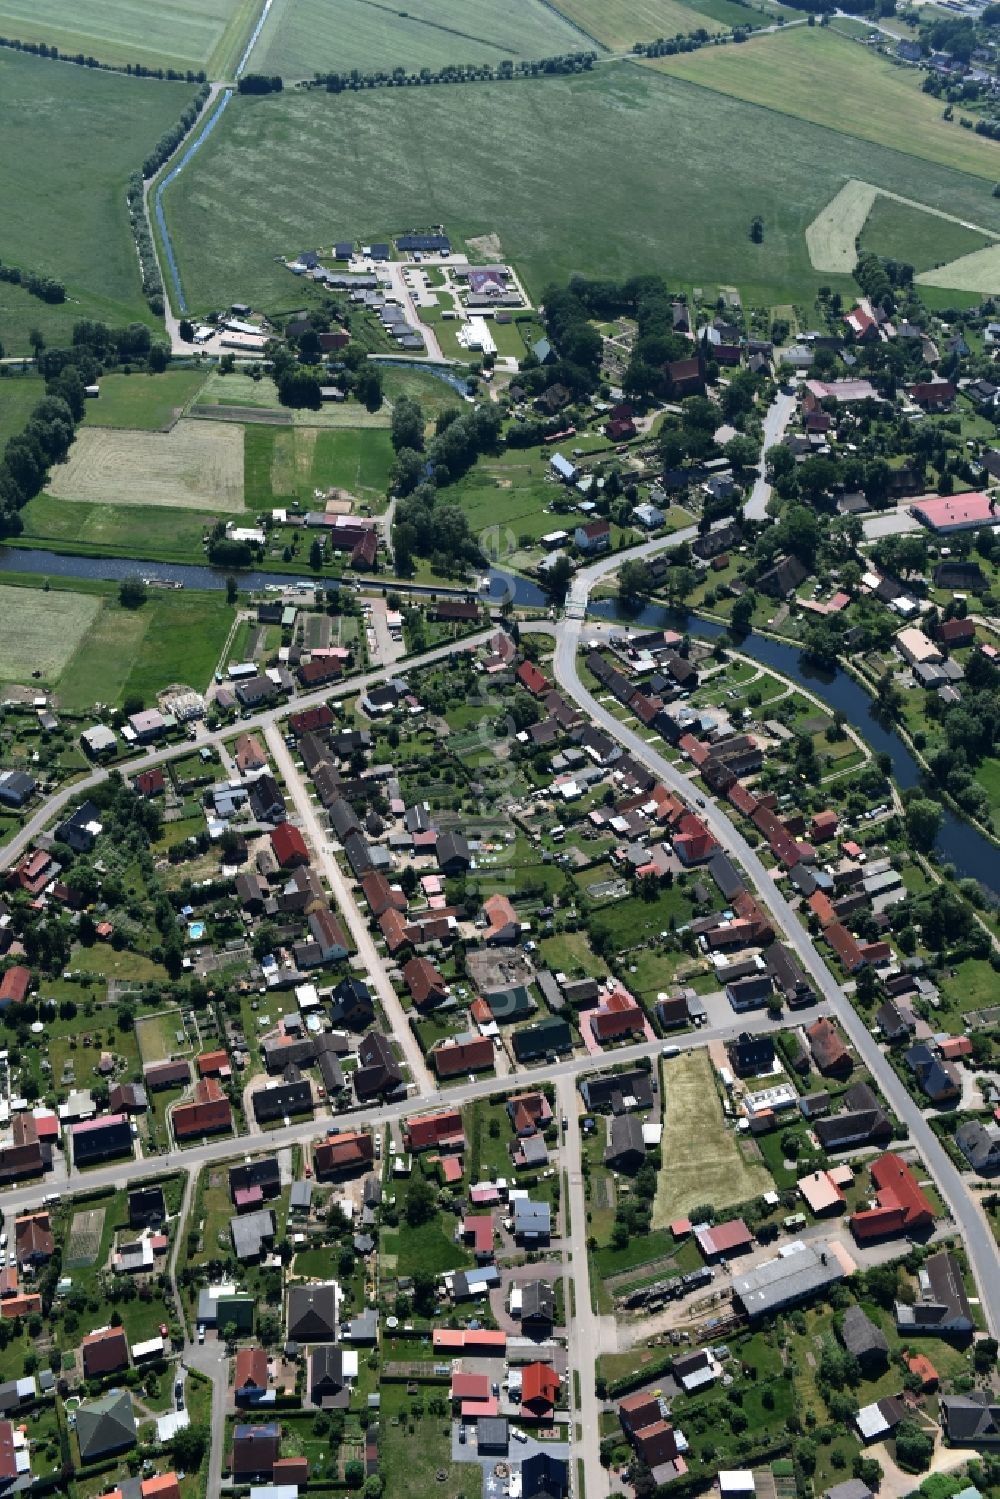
{"left": 652, "top": 1050, "right": 772, "bottom": 1224}
{"left": 47, "top": 421, "right": 245, "bottom": 511}
{"left": 938, "top": 957, "right": 1000, "bottom": 1031}
{"left": 136, "top": 1007, "right": 189, "bottom": 1066}
{"left": 0, "top": 0, "right": 258, "bottom": 74}
{"left": 0, "top": 585, "right": 100, "bottom": 684}
{"left": 648, "top": 27, "right": 1000, "bottom": 180}
{"left": 0, "top": 376, "right": 45, "bottom": 446}
{"left": 0, "top": 51, "right": 197, "bottom": 328}
{"left": 164, "top": 60, "right": 1000, "bottom": 311}
{"left": 537, "top": 931, "right": 609, "bottom": 981}
{"left": 378, "top": 1382, "right": 470, "bottom": 1499}
{"left": 250, "top": 0, "right": 587, "bottom": 77}
{"left": 382, "top": 1215, "right": 471, "bottom": 1278}
{"left": 381, "top": 365, "right": 467, "bottom": 423}
{"left": 83, "top": 369, "right": 209, "bottom": 432}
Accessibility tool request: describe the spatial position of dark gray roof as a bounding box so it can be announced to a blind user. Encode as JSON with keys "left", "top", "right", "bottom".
{"left": 840, "top": 1304, "right": 889, "bottom": 1361}
{"left": 288, "top": 1283, "right": 338, "bottom": 1342}
{"left": 76, "top": 1390, "right": 137, "bottom": 1461}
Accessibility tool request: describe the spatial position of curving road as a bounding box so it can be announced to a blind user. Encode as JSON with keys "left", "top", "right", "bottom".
{"left": 545, "top": 543, "right": 1000, "bottom": 1339}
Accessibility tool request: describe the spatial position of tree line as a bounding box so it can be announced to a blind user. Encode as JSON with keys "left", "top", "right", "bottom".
{"left": 125, "top": 172, "right": 164, "bottom": 313}
{"left": 310, "top": 51, "right": 597, "bottom": 93}
{"left": 141, "top": 82, "right": 210, "bottom": 180}
{"left": 633, "top": 26, "right": 749, "bottom": 56}
{"left": 237, "top": 73, "right": 283, "bottom": 94}
{"left": 0, "top": 33, "right": 206, "bottom": 81}
{"left": 0, "top": 258, "right": 64, "bottom": 305}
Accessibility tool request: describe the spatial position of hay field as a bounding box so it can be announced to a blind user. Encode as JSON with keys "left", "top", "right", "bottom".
{"left": 251, "top": 0, "right": 587, "bottom": 77}
{"left": 917, "top": 243, "right": 1000, "bottom": 292}
{"left": 805, "top": 180, "right": 879, "bottom": 274}
{"left": 652, "top": 1049, "right": 771, "bottom": 1225}
{"left": 646, "top": 27, "right": 1000, "bottom": 180}
{"left": 0, "top": 0, "right": 256, "bottom": 73}
{"left": 0, "top": 586, "right": 100, "bottom": 683}
{"left": 47, "top": 421, "right": 244, "bottom": 511}
{"left": 551, "top": 0, "right": 726, "bottom": 47}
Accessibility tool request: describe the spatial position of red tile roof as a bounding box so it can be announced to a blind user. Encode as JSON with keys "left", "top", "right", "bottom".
{"left": 270, "top": 823, "right": 309, "bottom": 867}
{"left": 850, "top": 1152, "right": 935, "bottom": 1241}
{"left": 517, "top": 661, "right": 549, "bottom": 696}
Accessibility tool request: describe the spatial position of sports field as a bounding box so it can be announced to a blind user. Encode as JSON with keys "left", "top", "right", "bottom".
{"left": 0, "top": 586, "right": 100, "bottom": 683}
{"left": 250, "top": 0, "right": 587, "bottom": 77}
{"left": 164, "top": 61, "right": 1000, "bottom": 308}
{"left": 47, "top": 421, "right": 244, "bottom": 511}
{"left": 647, "top": 27, "right": 1000, "bottom": 180}
{"left": 244, "top": 425, "right": 393, "bottom": 509}
{"left": 652, "top": 1050, "right": 772, "bottom": 1225}
{"left": 83, "top": 369, "right": 209, "bottom": 432}
{"left": 0, "top": 0, "right": 257, "bottom": 74}
{"left": 0, "top": 51, "right": 197, "bottom": 324}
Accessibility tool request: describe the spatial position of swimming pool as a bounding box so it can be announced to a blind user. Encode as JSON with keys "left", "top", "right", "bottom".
{"left": 187, "top": 921, "right": 205, "bottom": 941}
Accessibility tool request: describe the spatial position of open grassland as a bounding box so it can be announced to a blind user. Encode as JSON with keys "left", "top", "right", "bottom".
{"left": 0, "top": 52, "right": 196, "bottom": 326}
{"left": 164, "top": 63, "right": 1000, "bottom": 309}
{"left": 0, "top": 375, "right": 44, "bottom": 446}
{"left": 59, "top": 588, "right": 233, "bottom": 707}
{"left": 862, "top": 194, "right": 992, "bottom": 271}
{"left": 0, "top": 279, "right": 116, "bottom": 357}
{"left": 18, "top": 491, "right": 213, "bottom": 561}
{"left": 47, "top": 420, "right": 245, "bottom": 510}
{"left": 646, "top": 27, "right": 1000, "bottom": 179}
{"left": 0, "top": 0, "right": 256, "bottom": 74}
{"left": 653, "top": 1050, "right": 772, "bottom": 1225}
{"left": 252, "top": 0, "right": 588, "bottom": 77}
{"left": 83, "top": 369, "right": 208, "bottom": 431}
{"left": 0, "top": 586, "right": 100, "bottom": 683}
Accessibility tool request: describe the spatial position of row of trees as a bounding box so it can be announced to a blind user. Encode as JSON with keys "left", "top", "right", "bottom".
{"left": 237, "top": 73, "right": 283, "bottom": 94}
{"left": 126, "top": 172, "right": 164, "bottom": 312}
{"left": 0, "top": 33, "right": 206, "bottom": 80}
{"left": 312, "top": 52, "right": 596, "bottom": 92}
{"left": 140, "top": 82, "right": 210, "bottom": 180}
{"left": 0, "top": 258, "right": 64, "bottom": 304}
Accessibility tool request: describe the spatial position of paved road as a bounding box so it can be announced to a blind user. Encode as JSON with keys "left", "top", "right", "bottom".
{"left": 545, "top": 557, "right": 1000, "bottom": 1338}
{"left": 558, "top": 1075, "right": 608, "bottom": 1499}
{"left": 745, "top": 388, "right": 797, "bottom": 522}
{"left": 263, "top": 721, "right": 433, "bottom": 1092}
{"left": 0, "top": 1006, "right": 799, "bottom": 1219}
{"left": 0, "top": 629, "right": 493, "bottom": 873}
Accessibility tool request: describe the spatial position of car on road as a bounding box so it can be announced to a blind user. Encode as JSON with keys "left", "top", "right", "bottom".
{"left": 197, "top": 1326, "right": 205, "bottom": 1344}
{"left": 661, "top": 1044, "right": 680, "bottom": 1058}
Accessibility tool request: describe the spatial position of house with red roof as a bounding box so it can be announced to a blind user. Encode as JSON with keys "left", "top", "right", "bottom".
{"left": 14, "top": 849, "right": 54, "bottom": 895}
{"left": 591, "top": 990, "right": 646, "bottom": 1043}
{"left": 172, "top": 1077, "right": 233, "bottom": 1141}
{"left": 673, "top": 813, "right": 715, "bottom": 866}
{"left": 520, "top": 1362, "right": 560, "bottom": 1420}
{"left": 197, "top": 1049, "right": 231, "bottom": 1079}
{"left": 314, "top": 1131, "right": 373, "bottom": 1178}
{"left": 234, "top": 1346, "right": 270, "bottom": 1405}
{"left": 463, "top": 1214, "right": 495, "bottom": 1261}
{"left": 404, "top": 1109, "right": 465, "bottom": 1153}
{"left": 482, "top": 893, "right": 520, "bottom": 945}
{"left": 135, "top": 767, "right": 165, "bottom": 798}
{"left": 289, "top": 705, "right": 334, "bottom": 735}
{"left": 850, "top": 1152, "right": 935, "bottom": 1241}
{"left": 695, "top": 1219, "right": 753, "bottom": 1261}
{"left": 728, "top": 781, "right": 758, "bottom": 818}
{"left": 806, "top": 1017, "right": 852, "bottom": 1077}
{"left": 82, "top": 1324, "right": 129, "bottom": 1378}
{"left": 430, "top": 1035, "right": 495, "bottom": 1079}
{"left": 939, "top": 617, "right": 975, "bottom": 648}
{"left": 811, "top": 810, "right": 839, "bottom": 842}
{"left": 403, "top": 956, "right": 448, "bottom": 1010}
{"left": 0, "top": 967, "right": 30, "bottom": 1008}
{"left": 575, "top": 519, "right": 611, "bottom": 553}
{"left": 360, "top": 871, "right": 406, "bottom": 917}
{"left": 270, "top": 824, "right": 309, "bottom": 868}
{"left": 824, "top": 922, "right": 866, "bottom": 975}
{"left": 517, "top": 661, "right": 549, "bottom": 696}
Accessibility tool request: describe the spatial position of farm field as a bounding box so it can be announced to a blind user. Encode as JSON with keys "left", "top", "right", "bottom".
{"left": 0, "top": 0, "right": 257, "bottom": 74}
{"left": 0, "top": 585, "right": 100, "bottom": 684}
{"left": 917, "top": 241, "right": 1000, "bottom": 293}
{"left": 83, "top": 369, "right": 209, "bottom": 431}
{"left": 0, "top": 51, "right": 197, "bottom": 325}
{"left": 861, "top": 195, "right": 993, "bottom": 273}
{"left": 163, "top": 62, "right": 1000, "bottom": 310}
{"left": 47, "top": 420, "right": 245, "bottom": 511}
{"left": 244, "top": 425, "right": 394, "bottom": 510}
{"left": 550, "top": 0, "right": 725, "bottom": 46}
{"left": 18, "top": 492, "right": 213, "bottom": 563}
{"left": 0, "top": 278, "right": 122, "bottom": 356}
{"left": 653, "top": 1049, "right": 772, "bottom": 1224}
{"left": 646, "top": 27, "right": 1000, "bottom": 179}
{"left": 250, "top": 0, "right": 588, "bottom": 77}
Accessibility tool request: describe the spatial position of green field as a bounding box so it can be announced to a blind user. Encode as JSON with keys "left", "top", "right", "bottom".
{"left": 0, "top": 0, "right": 258, "bottom": 74}
{"left": 193, "top": 369, "right": 391, "bottom": 427}
{"left": 83, "top": 369, "right": 209, "bottom": 431}
{"left": 0, "top": 374, "right": 45, "bottom": 445}
{"left": 0, "top": 574, "right": 236, "bottom": 709}
{"left": 0, "top": 585, "right": 100, "bottom": 683}
{"left": 243, "top": 424, "right": 394, "bottom": 510}
{"left": 251, "top": 0, "right": 588, "bottom": 77}
{"left": 0, "top": 279, "right": 107, "bottom": 357}
{"left": 862, "top": 197, "right": 994, "bottom": 272}
{"left": 19, "top": 492, "right": 215, "bottom": 562}
{"left": 653, "top": 1050, "right": 772, "bottom": 1224}
{"left": 649, "top": 27, "right": 1000, "bottom": 180}
{"left": 163, "top": 62, "right": 1000, "bottom": 310}
{"left": 551, "top": 0, "right": 729, "bottom": 46}
{"left": 0, "top": 51, "right": 197, "bottom": 329}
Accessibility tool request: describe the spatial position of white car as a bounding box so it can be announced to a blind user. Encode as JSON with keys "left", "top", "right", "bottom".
{"left": 661, "top": 1044, "right": 680, "bottom": 1058}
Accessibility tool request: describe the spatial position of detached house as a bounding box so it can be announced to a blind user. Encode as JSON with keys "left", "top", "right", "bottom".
{"left": 575, "top": 519, "right": 610, "bottom": 553}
